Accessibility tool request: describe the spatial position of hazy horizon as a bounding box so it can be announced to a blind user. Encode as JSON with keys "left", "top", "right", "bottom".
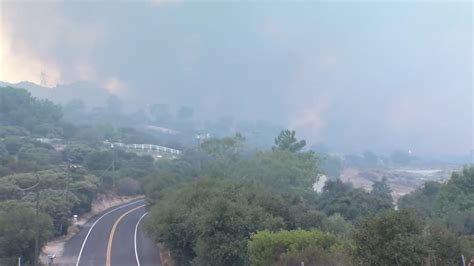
{"left": 1, "top": 1, "right": 472, "bottom": 158}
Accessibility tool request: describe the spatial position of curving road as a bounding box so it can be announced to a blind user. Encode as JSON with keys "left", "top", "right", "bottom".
{"left": 61, "top": 199, "right": 161, "bottom": 266}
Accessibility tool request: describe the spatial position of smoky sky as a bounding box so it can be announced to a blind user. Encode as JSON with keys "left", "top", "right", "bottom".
{"left": 0, "top": 1, "right": 472, "bottom": 157}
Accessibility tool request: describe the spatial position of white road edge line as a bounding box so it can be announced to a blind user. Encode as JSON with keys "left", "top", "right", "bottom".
{"left": 76, "top": 199, "right": 145, "bottom": 266}
{"left": 134, "top": 212, "right": 148, "bottom": 266}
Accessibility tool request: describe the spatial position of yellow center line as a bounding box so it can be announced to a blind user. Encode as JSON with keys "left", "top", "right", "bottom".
{"left": 106, "top": 205, "right": 145, "bottom": 266}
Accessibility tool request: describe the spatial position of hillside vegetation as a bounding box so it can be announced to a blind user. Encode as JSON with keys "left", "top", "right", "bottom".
{"left": 0, "top": 86, "right": 472, "bottom": 265}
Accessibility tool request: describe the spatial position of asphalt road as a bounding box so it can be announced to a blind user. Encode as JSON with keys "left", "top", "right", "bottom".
{"left": 61, "top": 199, "right": 161, "bottom": 266}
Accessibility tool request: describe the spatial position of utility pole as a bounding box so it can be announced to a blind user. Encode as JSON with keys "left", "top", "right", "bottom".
{"left": 64, "top": 159, "right": 71, "bottom": 202}
{"left": 111, "top": 148, "right": 116, "bottom": 188}
{"left": 112, "top": 153, "right": 115, "bottom": 173}
{"left": 17, "top": 175, "right": 41, "bottom": 266}
{"left": 59, "top": 159, "right": 72, "bottom": 235}
{"left": 34, "top": 173, "right": 40, "bottom": 266}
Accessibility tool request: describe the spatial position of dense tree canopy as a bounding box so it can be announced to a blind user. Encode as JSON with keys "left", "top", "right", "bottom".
{"left": 0, "top": 203, "right": 54, "bottom": 262}
{"left": 398, "top": 181, "right": 442, "bottom": 219}
{"left": 353, "top": 210, "right": 426, "bottom": 265}
{"left": 318, "top": 179, "right": 392, "bottom": 221}
{"left": 1, "top": 86, "right": 472, "bottom": 265}
{"left": 144, "top": 129, "right": 473, "bottom": 265}
{"left": 0, "top": 87, "right": 163, "bottom": 262}
{"left": 0, "top": 87, "right": 63, "bottom": 136}
{"left": 248, "top": 229, "right": 352, "bottom": 266}
{"left": 398, "top": 167, "right": 474, "bottom": 235}
{"left": 237, "top": 150, "right": 319, "bottom": 193}
{"left": 353, "top": 209, "right": 471, "bottom": 266}
{"left": 146, "top": 179, "right": 284, "bottom": 265}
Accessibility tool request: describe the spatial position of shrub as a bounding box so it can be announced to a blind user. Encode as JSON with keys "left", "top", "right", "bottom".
{"left": 248, "top": 229, "right": 353, "bottom": 266}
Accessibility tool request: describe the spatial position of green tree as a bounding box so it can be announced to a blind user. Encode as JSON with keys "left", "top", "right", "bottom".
{"left": 201, "top": 133, "right": 245, "bottom": 161}
{"left": 85, "top": 150, "right": 115, "bottom": 171}
{"left": 459, "top": 235, "right": 474, "bottom": 259}
{"left": 0, "top": 126, "right": 30, "bottom": 138}
{"left": 318, "top": 179, "right": 392, "bottom": 221}
{"left": 321, "top": 214, "right": 353, "bottom": 239}
{"left": 69, "top": 174, "right": 99, "bottom": 214}
{"left": 200, "top": 134, "right": 245, "bottom": 178}
{"left": 61, "top": 144, "right": 94, "bottom": 164}
{"left": 0, "top": 87, "right": 63, "bottom": 136}
{"left": 371, "top": 177, "right": 393, "bottom": 208}
{"left": 116, "top": 177, "right": 141, "bottom": 196}
{"left": 1, "top": 168, "right": 98, "bottom": 235}
{"left": 424, "top": 223, "right": 464, "bottom": 265}
{"left": 248, "top": 229, "right": 352, "bottom": 266}
{"left": 0, "top": 205, "right": 53, "bottom": 263}
{"left": 320, "top": 155, "right": 343, "bottom": 179}
{"left": 272, "top": 130, "right": 306, "bottom": 152}
{"left": 402, "top": 167, "right": 474, "bottom": 235}
{"left": 398, "top": 181, "right": 442, "bottom": 219}
{"left": 3, "top": 136, "right": 25, "bottom": 155}
{"left": 18, "top": 145, "right": 62, "bottom": 166}
{"left": 146, "top": 179, "right": 287, "bottom": 265}
{"left": 237, "top": 150, "right": 319, "bottom": 193}
{"left": 434, "top": 167, "right": 474, "bottom": 235}
{"left": 353, "top": 210, "right": 426, "bottom": 266}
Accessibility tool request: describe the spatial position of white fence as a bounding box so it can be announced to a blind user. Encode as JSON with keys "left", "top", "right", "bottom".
{"left": 104, "top": 141, "right": 182, "bottom": 155}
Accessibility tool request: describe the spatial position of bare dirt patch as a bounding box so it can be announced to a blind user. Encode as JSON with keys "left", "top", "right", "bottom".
{"left": 157, "top": 243, "right": 174, "bottom": 266}
{"left": 340, "top": 167, "right": 448, "bottom": 203}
